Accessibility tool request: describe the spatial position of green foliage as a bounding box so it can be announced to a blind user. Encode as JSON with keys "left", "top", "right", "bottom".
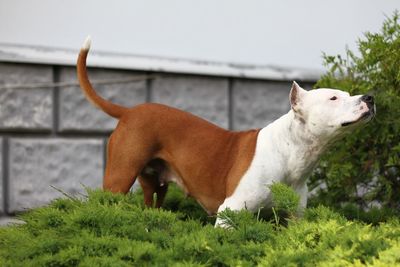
{"left": 267, "top": 182, "right": 301, "bottom": 226}
{"left": 1, "top": 190, "right": 400, "bottom": 266}
{"left": 309, "top": 11, "right": 400, "bottom": 211}
{"left": 160, "top": 184, "right": 214, "bottom": 225}
{"left": 216, "top": 183, "right": 300, "bottom": 228}
{"left": 269, "top": 182, "right": 300, "bottom": 215}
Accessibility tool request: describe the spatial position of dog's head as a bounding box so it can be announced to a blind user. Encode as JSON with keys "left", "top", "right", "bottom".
{"left": 290, "top": 81, "right": 375, "bottom": 138}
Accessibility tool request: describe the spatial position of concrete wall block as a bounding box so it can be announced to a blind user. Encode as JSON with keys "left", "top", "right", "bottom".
{"left": 152, "top": 75, "right": 229, "bottom": 128}
{"left": 233, "top": 80, "right": 291, "bottom": 130}
{"left": 59, "top": 67, "right": 147, "bottom": 132}
{"left": 8, "top": 138, "right": 104, "bottom": 212}
{"left": 0, "top": 63, "right": 53, "bottom": 130}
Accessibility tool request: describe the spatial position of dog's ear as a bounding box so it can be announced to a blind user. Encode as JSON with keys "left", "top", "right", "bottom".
{"left": 289, "top": 81, "right": 306, "bottom": 110}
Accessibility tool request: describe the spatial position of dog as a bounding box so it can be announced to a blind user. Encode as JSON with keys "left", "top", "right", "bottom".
{"left": 77, "top": 37, "right": 375, "bottom": 225}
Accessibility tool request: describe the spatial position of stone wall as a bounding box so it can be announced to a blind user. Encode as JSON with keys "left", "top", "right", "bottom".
{"left": 0, "top": 62, "right": 315, "bottom": 217}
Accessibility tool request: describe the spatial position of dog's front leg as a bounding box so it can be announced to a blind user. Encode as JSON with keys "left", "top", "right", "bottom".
{"left": 214, "top": 197, "right": 250, "bottom": 228}
{"left": 295, "top": 183, "right": 308, "bottom": 216}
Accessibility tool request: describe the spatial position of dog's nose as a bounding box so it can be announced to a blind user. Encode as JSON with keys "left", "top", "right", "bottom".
{"left": 361, "top": 95, "right": 374, "bottom": 106}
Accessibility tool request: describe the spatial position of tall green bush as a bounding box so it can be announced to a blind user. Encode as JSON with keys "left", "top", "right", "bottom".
{"left": 309, "top": 12, "right": 400, "bottom": 212}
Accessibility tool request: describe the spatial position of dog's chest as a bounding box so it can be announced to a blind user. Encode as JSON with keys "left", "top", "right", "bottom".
{"left": 284, "top": 146, "right": 321, "bottom": 185}
{"left": 224, "top": 125, "right": 320, "bottom": 211}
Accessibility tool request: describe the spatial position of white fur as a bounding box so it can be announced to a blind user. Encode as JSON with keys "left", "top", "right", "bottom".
{"left": 82, "top": 36, "right": 92, "bottom": 51}
{"left": 215, "top": 83, "right": 374, "bottom": 226}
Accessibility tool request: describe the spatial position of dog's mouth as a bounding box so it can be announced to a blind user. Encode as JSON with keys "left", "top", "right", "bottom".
{"left": 341, "top": 109, "right": 375, "bottom": 127}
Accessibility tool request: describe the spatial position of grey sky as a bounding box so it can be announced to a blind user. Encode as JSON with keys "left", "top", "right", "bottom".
{"left": 0, "top": 0, "right": 398, "bottom": 70}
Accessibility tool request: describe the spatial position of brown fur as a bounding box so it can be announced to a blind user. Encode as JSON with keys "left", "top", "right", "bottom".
{"left": 77, "top": 47, "right": 260, "bottom": 214}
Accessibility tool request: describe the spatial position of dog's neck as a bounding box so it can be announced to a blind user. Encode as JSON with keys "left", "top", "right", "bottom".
{"left": 261, "top": 110, "right": 333, "bottom": 185}
{"left": 287, "top": 110, "right": 330, "bottom": 151}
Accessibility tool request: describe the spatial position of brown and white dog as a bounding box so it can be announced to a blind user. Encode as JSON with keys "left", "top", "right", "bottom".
{"left": 77, "top": 37, "right": 375, "bottom": 225}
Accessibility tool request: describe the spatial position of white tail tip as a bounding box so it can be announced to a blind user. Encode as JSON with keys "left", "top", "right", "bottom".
{"left": 82, "top": 36, "right": 91, "bottom": 51}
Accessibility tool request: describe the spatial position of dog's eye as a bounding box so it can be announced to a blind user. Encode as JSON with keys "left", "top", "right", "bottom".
{"left": 330, "top": 96, "right": 338, "bottom": 101}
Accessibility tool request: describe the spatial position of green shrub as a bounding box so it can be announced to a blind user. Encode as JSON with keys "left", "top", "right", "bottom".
{"left": 269, "top": 183, "right": 300, "bottom": 214}
{"left": 309, "top": 11, "right": 400, "bottom": 213}
{"left": 1, "top": 190, "right": 399, "bottom": 266}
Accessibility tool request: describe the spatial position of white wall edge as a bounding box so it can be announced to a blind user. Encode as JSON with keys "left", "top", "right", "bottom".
{"left": 0, "top": 43, "right": 322, "bottom": 82}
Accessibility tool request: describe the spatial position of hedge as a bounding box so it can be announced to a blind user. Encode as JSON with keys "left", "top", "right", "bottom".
{"left": 0, "top": 185, "right": 399, "bottom": 266}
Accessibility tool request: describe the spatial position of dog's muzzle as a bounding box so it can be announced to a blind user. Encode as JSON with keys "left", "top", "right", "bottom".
{"left": 361, "top": 95, "right": 375, "bottom": 109}
{"left": 341, "top": 95, "right": 376, "bottom": 127}
{"left": 361, "top": 94, "right": 376, "bottom": 116}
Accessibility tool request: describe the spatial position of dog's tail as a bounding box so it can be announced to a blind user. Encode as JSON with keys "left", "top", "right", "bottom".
{"left": 77, "top": 36, "right": 127, "bottom": 118}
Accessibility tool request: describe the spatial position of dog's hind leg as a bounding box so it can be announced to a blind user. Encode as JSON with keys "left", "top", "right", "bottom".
{"left": 103, "top": 130, "right": 153, "bottom": 194}
{"left": 138, "top": 175, "right": 157, "bottom": 207}
{"left": 138, "top": 176, "right": 168, "bottom": 208}
{"left": 139, "top": 160, "right": 169, "bottom": 208}
{"left": 155, "top": 184, "right": 168, "bottom": 208}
